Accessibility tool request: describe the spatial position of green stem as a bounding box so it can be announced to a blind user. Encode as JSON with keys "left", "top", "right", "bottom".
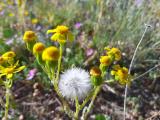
{"left": 47, "top": 72, "right": 73, "bottom": 117}
{"left": 80, "top": 90, "right": 94, "bottom": 110}
{"left": 46, "top": 44, "right": 73, "bottom": 118}
{"left": 74, "top": 97, "right": 80, "bottom": 120}
{"left": 4, "top": 87, "right": 10, "bottom": 120}
{"left": 83, "top": 86, "right": 101, "bottom": 119}
{"left": 54, "top": 83, "right": 73, "bottom": 117}
{"left": 56, "top": 44, "right": 63, "bottom": 83}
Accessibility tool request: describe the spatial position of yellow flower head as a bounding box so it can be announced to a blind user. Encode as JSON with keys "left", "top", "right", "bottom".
{"left": 100, "top": 55, "right": 112, "bottom": 66}
{"left": 56, "top": 25, "right": 69, "bottom": 34}
{"left": 111, "top": 65, "right": 131, "bottom": 85}
{"left": 117, "top": 68, "right": 128, "bottom": 80}
{"left": 90, "top": 66, "right": 101, "bottom": 77}
{"left": 47, "top": 25, "right": 74, "bottom": 44}
{"left": 105, "top": 47, "right": 121, "bottom": 61}
{"left": 23, "top": 31, "right": 37, "bottom": 42}
{"left": 33, "top": 42, "right": 45, "bottom": 54}
{"left": 2, "top": 51, "right": 16, "bottom": 59}
{"left": 42, "top": 46, "right": 60, "bottom": 61}
{"left": 47, "top": 25, "right": 69, "bottom": 34}
{"left": 0, "top": 61, "right": 26, "bottom": 79}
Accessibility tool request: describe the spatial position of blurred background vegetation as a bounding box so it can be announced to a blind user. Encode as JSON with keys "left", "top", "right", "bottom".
{"left": 0, "top": 0, "right": 160, "bottom": 119}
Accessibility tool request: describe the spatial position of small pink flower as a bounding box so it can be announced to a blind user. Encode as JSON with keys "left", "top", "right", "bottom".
{"left": 86, "top": 48, "right": 94, "bottom": 57}
{"left": 26, "top": 68, "right": 37, "bottom": 80}
{"left": 74, "top": 22, "right": 82, "bottom": 29}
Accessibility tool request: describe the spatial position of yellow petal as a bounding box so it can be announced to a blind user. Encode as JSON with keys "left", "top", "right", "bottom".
{"left": 51, "top": 33, "right": 65, "bottom": 42}
{"left": 47, "top": 29, "right": 57, "bottom": 34}
{"left": 14, "top": 66, "right": 26, "bottom": 73}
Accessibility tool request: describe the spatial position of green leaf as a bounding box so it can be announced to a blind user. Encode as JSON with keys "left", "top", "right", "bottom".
{"left": 95, "top": 114, "right": 106, "bottom": 120}
{"left": 95, "top": 114, "right": 111, "bottom": 120}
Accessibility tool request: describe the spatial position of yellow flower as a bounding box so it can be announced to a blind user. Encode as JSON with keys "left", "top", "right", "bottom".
{"left": 23, "top": 31, "right": 37, "bottom": 42}
{"left": 90, "top": 67, "right": 101, "bottom": 77}
{"left": 105, "top": 47, "right": 121, "bottom": 61}
{"left": 47, "top": 25, "right": 74, "bottom": 44}
{"left": 111, "top": 65, "right": 131, "bottom": 85}
{"left": 100, "top": 55, "right": 112, "bottom": 66}
{"left": 42, "top": 46, "right": 59, "bottom": 61}
{"left": 31, "top": 18, "right": 38, "bottom": 24}
{"left": 33, "top": 42, "right": 45, "bottom": 54}
{"left": 47, "top": 25, "right": 69, "bottom": 34}
{"left": 51, "top": 33, "right": 66, "bottom": 43}
{"left": 117, "top": 67, "right": 128, "bottom": 79}
{"left": 2, "top": 51, "right": 16, "bottom": 59}
{"left": 0, "top": 61, "right": 25, "bottom": 79}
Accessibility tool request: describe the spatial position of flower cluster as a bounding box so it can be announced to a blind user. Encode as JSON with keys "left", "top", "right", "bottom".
{"left": 23, "top": 30, "right": 60, "bottom": 65}
{"left": 111, "top": 65, "right": 131, "bottom": 85}
{"left": 100, "top": 47, "right": 121, "bottom": 67}
{"left": 90, "top": 47, "right": 131, "bottom": 86}
{"left": 23, "top": 25, "right": 74, "bottom": 84}
{"left": 0, "top": 51, "right": 25, "bottom": 79}
{"left": 0, "top": 51, "right": 25, "bottom": 120}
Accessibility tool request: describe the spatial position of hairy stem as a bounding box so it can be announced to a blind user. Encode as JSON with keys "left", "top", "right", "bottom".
{"left": 54, "top": 83, "right": 73, "bottom": 117}
{"left": 123, "top": 24, "right": 151, "bottom": 120}
{"left": 80, "top": 90, "right": 94, "bottom": 110}
{"left": 48, "top": 71, "right": 73, "bottom": 118}
{"left": 83, "top": 86, "right": 101, "bottom": 119}
{"left": 74, "top": 97, "right": 80, "bottom": 120}
{"left": 4, "top": 88, "right": 10, "bottom": 120}
{"left": 56, "top": 44, "right": 63, "bottom": 83}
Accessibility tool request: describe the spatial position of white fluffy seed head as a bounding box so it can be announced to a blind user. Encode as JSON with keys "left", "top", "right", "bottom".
{"left": 58, "top": 67, "right": 92, "bottom": 100}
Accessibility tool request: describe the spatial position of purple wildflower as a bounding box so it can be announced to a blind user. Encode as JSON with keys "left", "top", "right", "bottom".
{"left": 86, "top": 48, "right": 94, "bottom": 57}
{"left": 26, "top": 68, "right": 37, "bottom": 80}
{"left": 74, "top": 22, "right": 82, "bottom": 29}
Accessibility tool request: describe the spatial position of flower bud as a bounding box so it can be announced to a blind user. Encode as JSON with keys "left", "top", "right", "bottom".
{"left": 33, "top": 42, "right": 45, "bottom": 54}
{"left": 23, "top": 31, "right": 37, "bottom": 42}
{"left": 91, "top": 76, "right": 103, "bottom": 86}
{"left": 42, "top": 46, "right": 59, "bottom": 61}
{"left": 90, "top": 67, "right": 101, "bottom": 77}
{"left": 2, "top": 51, "right": 16, "bottom": 59}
